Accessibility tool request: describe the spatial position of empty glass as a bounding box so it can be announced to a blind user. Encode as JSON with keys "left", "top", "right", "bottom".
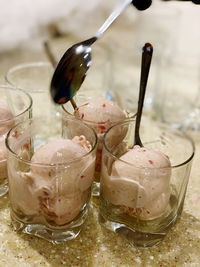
{"left": 6, "top": 116, "right": 97, "bottom": 243}
{"left": 0, "top": 86, "right": 32, "bottom": 196}
{"left": 152, "top": 55, "right": 200, "bottom": 130}
{"left": 133, "top": 4, "right": 180, "bottom": 112}
{"left": 5, "top": 62, "right": 57, "bottom": 118}
{"left": 99, "top": 118, "right": 194, "bottom": 247}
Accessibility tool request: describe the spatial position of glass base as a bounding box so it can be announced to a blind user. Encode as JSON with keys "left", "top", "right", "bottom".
{"left": 11, "top": 210, "right": 88, "bottom": 244}
{"left": 0, "top": 179, "right": 8, "bottom": 197}
{"left": 99, "top": 213, "right": 167, "bottom": 248}
{"left": 92, "top": 181, "right": 100, "bottom": 197}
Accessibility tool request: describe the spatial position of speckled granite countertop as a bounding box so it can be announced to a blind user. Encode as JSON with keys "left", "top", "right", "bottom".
{"left": 0, "top": 158, "right": 200, "bottom": 267}
{"left": 0, "top": 36, "right": 200, "bottom": 267}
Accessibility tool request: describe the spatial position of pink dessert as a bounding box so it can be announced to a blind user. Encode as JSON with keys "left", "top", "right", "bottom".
{"left": 9, "top": 136, "right": 96, "bottom": 225}
{"left": 74, "top": 97, "right": 128, "bottom": 173}
{"left": 0, "top": 102, "right": 13, "bottom": 135}
{"left": 102, "top": 145, "right": 171, "bottom": 220}
{"left": 74, "top": 97, "right": 128, "bottom": 129}
{"left": 0, "top": 102, "right": 14, "bottom": 181}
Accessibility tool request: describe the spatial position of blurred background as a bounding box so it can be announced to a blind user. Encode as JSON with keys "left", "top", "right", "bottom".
{"left": 0, "top": 0, "right": 199, "bottom": 53}
{"left": 0, "top": 0, "right": 200, "bottom": 128}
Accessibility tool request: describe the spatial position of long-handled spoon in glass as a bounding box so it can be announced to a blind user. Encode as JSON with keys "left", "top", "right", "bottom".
{"left": 134, "top": 43, "right": 153, "bottom": 147}
{"left": 50, "top": 0, "right": 152, "bottom": 104}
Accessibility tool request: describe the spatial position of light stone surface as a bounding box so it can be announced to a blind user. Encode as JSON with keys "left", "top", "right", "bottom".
{"left": 0, "top": 35, "right": 200, "bottom": 267}
{"left": 0, "top": 171, "right": 200, "bottom": 267}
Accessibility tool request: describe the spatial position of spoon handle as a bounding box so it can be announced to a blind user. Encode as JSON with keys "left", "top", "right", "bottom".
{"left": 134, "top": 43, "right": 153, "bottom": 147}
{"left": 95, "top": 0, "right": 132, "bottom": 39}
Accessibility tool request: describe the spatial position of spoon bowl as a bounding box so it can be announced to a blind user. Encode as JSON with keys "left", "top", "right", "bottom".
{"left": 50, "top": 37, "right": 96, "bottom": 104}
{"left": 50, "top": 0, "right": 152, "bottom": 104}
{"left": 50, "top": 0, "right": 135, "bottom": 104}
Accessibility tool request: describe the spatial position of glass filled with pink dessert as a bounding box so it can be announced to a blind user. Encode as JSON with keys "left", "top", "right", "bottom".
{"left": 62, "top": 91, "right": 135, "bottom": 196}
{"left": 0, "top": 86, "right": 32, "bottom": 196}
{"left": 6, "top": 116, "right": 97, "bottom": 243}
{"left": 99, "top": 118, "right": 195, "bottom": 247}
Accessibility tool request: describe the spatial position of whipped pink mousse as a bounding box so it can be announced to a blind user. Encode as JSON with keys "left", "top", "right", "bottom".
{"left": 0, "top": 102, "right": 14, "bottom": 181}
{"left": 74, "top": 97, "right": 128, "bottom": 172}
{"left": 74, "top": 97, "right": 127, "bottom": 131}
{"left": 9, "top": 136, "right": 95, "bottom": 225}
{"left": 0, "top": 102, "right": 13, "bottom": 135}
{"left": 102, "top": 145, "right": 171, "bottom": 220}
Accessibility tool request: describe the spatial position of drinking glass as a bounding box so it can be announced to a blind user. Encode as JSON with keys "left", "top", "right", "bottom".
{"left": 6, "top": 116, "right": 97, "bottom": 243}
{"left": 99, "top": 118, "right": 194, "bottom": 247}
{"left": 62, "top": 90, "right": 135, "bottom": 196}
{"left": 152, "top": 55, "right": 200, "bottom": 131}
{"left": 133, "top": 4, "right": 180, "bottom": 111}
{"left": 0, "top": 86, "right": 32, "bottom": 196}
{"left": 5, "top": 62, "right": 57, "bottom": 118}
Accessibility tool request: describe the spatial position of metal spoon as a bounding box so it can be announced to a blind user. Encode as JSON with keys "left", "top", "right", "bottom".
{"left": 134, "top": 43, "right": 153, "bottom": 147}
{"left": 43, "top": 41, "right": 77, "bottom": 109}
{"left": 50, "top": 0, "right": 134, "bottom": 104}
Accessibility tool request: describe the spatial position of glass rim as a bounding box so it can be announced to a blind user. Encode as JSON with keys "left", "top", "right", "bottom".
{"left": 61, "top": 102, "right": 135, "bottom": 126}
{"left": 5, "top": 61, "right": 53, "bottom": 93}
{"left": 0, "top": 85, "right": 32, "bottom": 124}
{"left": 5, "top": 116, "right": 98, "bottom": 168}
{"left": 103, "top": 118, "right": 195, "bottom": 170}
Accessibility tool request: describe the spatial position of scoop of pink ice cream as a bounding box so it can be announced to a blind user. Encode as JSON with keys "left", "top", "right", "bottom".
{"left": 0, "top": 102, "right": 14, "bottom": 182}
{"left": 74, "top": 97, "right": 127, "bottom": 124}
{"left": 0, "top": 101, "right": 14, "bottom": 160}
{"left": 74, "top": 97, "right": 127, "bottom": 136}
{"left": 0, "top": 102, "right": 14, "bottom": 135}
{"left": 0, "top": 135, "right": 8, "bottom": 181}
{"left": 0, "top": 136, "right": 7, "bottom": 161}
{"left": 102, "top": 145, "right": 171, "bottom": 220}
{"left": 31, "top": 136, "right": 92, "bottom": 175}
{"left": 9, "top": 136, "right": 95, "bottom": 225}
{"left": 73, "top": 97, "right": 128, "bottom": 175}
